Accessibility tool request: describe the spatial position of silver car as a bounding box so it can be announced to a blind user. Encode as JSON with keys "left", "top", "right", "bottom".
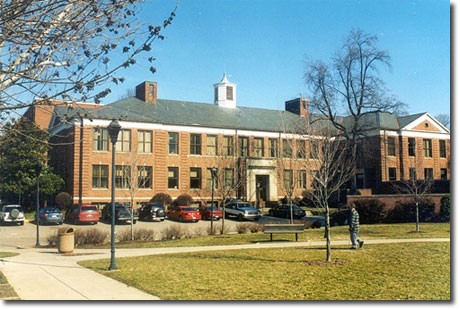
{"left": 0, "top": 205, "right": 25, "bottom": 225}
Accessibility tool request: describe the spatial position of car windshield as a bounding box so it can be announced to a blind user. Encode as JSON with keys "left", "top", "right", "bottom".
{"left": 42, "top": 208, "right": 60, "bottom": 213}
{"left": 82, "top": 206, "right": 98, "bottom": 212}
{"left": 4, "top": 206, "right": 23, "bottom": 212}
{"left": 237, "top": 203, "right": 254, "bottom": 209}
{"left": 181, "top": 207, "right": 196, "bottom": 212}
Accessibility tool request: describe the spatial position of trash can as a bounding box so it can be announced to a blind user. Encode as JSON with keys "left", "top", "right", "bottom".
{"left": 58, "top": 227, "right": 75, "bottom": 253}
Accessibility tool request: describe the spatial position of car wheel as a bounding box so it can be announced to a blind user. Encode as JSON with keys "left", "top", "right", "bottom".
{"left": 237, "top": 214, "right": 244, "bottom": 221}
{"left": 133, "top": 220, "right": 137, "bottom": 224}
{"left": 19, "top": 221, "right": 24, "bottom": 226}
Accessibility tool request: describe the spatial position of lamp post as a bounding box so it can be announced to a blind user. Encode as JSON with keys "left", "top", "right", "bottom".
{"left": 107, "top": 119, "right": 121, "bottom": 271}
{"left": 35, "top": 162, "right": 42, "bottom": 247}
{"left": 210, "top": 167, "right": 217, "bottom": 235}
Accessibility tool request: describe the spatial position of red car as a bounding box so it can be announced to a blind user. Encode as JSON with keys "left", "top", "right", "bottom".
{"left": 65, "top": 204, "right": 100, "bottom": 225}
{"left": 167, "top": 206, "right": 201, "bottom": 222}
{"left": 199, "top": 206, "right": 223, "bottom": 221}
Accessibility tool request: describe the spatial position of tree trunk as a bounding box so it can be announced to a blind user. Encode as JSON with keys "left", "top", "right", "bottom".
{"left": 325, "top": 206, "right": 331, "bottom": 263}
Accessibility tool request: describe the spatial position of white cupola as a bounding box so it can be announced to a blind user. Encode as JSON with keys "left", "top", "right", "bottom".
{"left": 214, "top": 73, "right": 236, "bottom": 108}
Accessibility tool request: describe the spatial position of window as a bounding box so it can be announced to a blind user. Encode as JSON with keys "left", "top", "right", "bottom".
{"left": 206, "top": 135, "right": 218, "bottom": 156}
{"left": 408, "top": 138, "right": 416, "bottom": 157}
{"left": 137, "top": 166, "right": 152, "bottom": 188}
{"left": 282, "top": 139, "right": 292, "bottom": 158}
{"left": 424, "top": 168, "right": 433, "bottom": 180}
{"left": 190, "top": 134, "right": 202, "bottom": 155}
{"left": 283, "top": 170, "right": 293, "bottom": 190}
{"left": 168, "top": 132, "right": 179, "bottom": 154}
{"left": 138, "top": 130, "right": 152, "bottom": 153}
{"left": 226, "top": 86, "right": 233, "bottom": 100}
{"left": 439, "top": 140, "right": 446, "bottom": 158}
{"left": 92, "top": 165, "right": 108, "bottom": 188}
{"left": 239, "top": 136, "right": 249, "bottom": 157}
{"left": 269, "top": 138, "right": 278, "bottom": 158}
{"left": 115, "top": 165, "right": 130, "bottom": 188}
{"left": 254, "top": 138, "right": 264, "bottom": 157}
{"left": 309, "top": 140, "right": 319, "bottom": 159}
{"left": 224, "top": 168, "right": 234, "bottom": 190}
{"left": 93, "top": 128, "right": 108, "bottom": 151}
{"left": 190, "top": 168, "right": 202, "bottom": 189}
{"left": 409, "top": 167, "right": 417, "bottom": 180}
{"left": 115, "top": 129, "right": 131, "bottom": 152}
{"left": 387, "top": 137, "right": 396, "bottom": 156}
{"left": 168, "top": 167, "right": 179, "bottom": 189}
{"left": 206, "top": 168, "right": 218, "bottom": 191}
{"left": 296, "top": 140, "right": 306, "bottom": 159}
{"left": 423, "top": 139, "right": 432, "bottom": 157}
{"left": 223, "top": 136, "right": 234, "bottom": 156}
{"left": 298, "top": 170, "right": 307, "bottom": 189}
{"left": 440, "top": 168, "right": 448, "bottom": 180}
{"left": 388, "top": 167, "right": 397, "bottom": 181}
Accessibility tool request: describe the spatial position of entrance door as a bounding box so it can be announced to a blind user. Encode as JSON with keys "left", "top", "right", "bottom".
{"left": 256, "top": 175, "right": 269, "bottom": 207}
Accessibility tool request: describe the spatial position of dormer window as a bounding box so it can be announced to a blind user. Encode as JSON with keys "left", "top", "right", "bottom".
{"left": 226, "top": 86, "right": 233, "bottom": 100}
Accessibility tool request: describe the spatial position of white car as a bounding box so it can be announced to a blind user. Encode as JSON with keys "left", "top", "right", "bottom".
{"left": 0, "top": 205, "right": 25, "bottom": 225}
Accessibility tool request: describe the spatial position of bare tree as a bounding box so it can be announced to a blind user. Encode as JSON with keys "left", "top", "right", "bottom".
{"left": 305, "top": 29, "right": 405, "bottom": 193}
{"left": 118, "top": 148, "right": 152, "bottom": 241}
{"left": 0, "top": 0, "right": 176, "bottom": 119}
{"left": 303, "top": 121, "right": 355, "bottom": 263}
{"left": 392, "top": 177, "right": 433, "bottom": 233}
{"left": 435, "top": 114, "right": 450, "bottom": 129}
{"left": 212, "top": 136, "right": 246, "bottom": 234}
{"left": 277, "top": 115, "right": 309, "bottom": 223}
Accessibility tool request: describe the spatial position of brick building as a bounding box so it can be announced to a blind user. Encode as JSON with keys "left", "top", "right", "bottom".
{"left": 24, "top": 75, "right": 450, "bottom": 207}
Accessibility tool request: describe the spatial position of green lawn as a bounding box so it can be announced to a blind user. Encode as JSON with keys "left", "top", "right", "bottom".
{"left": 0, "top": 252, "right": 19, "bottom": 300}
{"left": 79, "top": 223, "right": 450, "bottom": 300}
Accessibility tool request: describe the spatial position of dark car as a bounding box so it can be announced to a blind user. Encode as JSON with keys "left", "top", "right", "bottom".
{"left": 138, "top": 203, "right": 165, "bottom": 222}
{"left": 268, "top": 204, "right": 306, "bottom": 219}
{"left": 101, "top": 203, "right": 138, "bottom": 224}
{"left": 167, "top": 206, "right": 201, "bottom": 222}
{"left": 65, "top": 204, "right": 100, "bottom": 225}
{"left": 38, "top": 207, "right": 63, "bottom": 225}
{"left": 199, "top": 205, "right": 223, "bottom": 221}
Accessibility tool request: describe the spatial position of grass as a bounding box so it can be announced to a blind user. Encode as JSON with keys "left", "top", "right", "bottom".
{"left": 79, "top": 223, "right": 450, "bottom": 300}
{"left": 77, "top": 222, "right": 450, "bottom": 249}
{"left": 0, "top": 252, "right": 20, "bottom": 300}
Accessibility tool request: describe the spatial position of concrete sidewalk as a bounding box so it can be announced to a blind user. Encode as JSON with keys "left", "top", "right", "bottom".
{"left": 0, "top": 238, "right": 450, "bottom": 301}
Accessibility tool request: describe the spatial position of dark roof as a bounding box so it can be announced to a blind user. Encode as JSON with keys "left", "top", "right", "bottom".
{"left": 52, "top": 97, "right": 440, "bottom": 135}
{"left": 75, "top": 97, "right": 308, "bottom": 133}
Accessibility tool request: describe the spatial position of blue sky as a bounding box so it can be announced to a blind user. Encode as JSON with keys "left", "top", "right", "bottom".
{"left": 103, "top": 0, "right": 451, "bottom": 117}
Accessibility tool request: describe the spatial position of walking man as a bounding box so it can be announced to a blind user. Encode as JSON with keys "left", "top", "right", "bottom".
{"left": 349, "top": 202, "right": 364, "bottom": 249}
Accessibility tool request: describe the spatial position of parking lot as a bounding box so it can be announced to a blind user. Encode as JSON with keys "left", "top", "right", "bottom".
{"left": 0, "top": 214, "right": 299, "bottom": 249}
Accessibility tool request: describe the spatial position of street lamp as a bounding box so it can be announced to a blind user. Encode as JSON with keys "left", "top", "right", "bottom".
{"left": 107, "top": 119, "right": 121, "bottom": 271}
{"left": 210, "top": 167, "right": 217, "bottom": 235}
{"left": 35, "top": 162, "right": 42, "bottom": 247}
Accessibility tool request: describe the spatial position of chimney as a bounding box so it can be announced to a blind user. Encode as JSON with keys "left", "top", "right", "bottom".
{"left": 135, "top": 81, "right": 157, "bottom": 103}
{"left": 285, "top": 98, "right": 309, "bottom": 118}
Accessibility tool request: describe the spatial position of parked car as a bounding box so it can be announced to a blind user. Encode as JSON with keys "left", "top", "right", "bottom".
{"left": 65, "top": 204, "right": 100, "bottom": 225}
{"left": 138, "top": 203, "right": 165, "bottom": 222}
{"left": 38, "top": 207, "right": 63, "bottom": 225}
{"left": 101, "top": 203, "right": 138, "bottom": 224}
{"left": 199, "top": 205, "right": 223, "bottom": 221}
{"left": 268, "top": 204, "right": 306, "bottom": 219}
{"left": 223, "top": 199, "right": 261, "bottom": 221}
{"left": 167, "top": 206, "right": 201, "bottom": 222}
{"left": 0, "top": 204, "right": 25, "bottom": 226}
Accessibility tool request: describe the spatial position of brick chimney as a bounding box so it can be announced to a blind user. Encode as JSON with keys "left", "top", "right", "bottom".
{"left": 285, "top": 98, "right": 309, "bottom": 118}
{"left": 135, "top": 81, "right": 157, "bottom": 103}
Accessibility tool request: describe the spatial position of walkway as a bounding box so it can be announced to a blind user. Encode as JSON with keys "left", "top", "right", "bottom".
{"left": 0, "top": 238, "right": 450, "bottom": 300}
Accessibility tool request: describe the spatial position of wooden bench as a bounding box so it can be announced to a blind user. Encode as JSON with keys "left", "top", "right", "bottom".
{"left": 263, "top": 224, "right": 305, "bottom": 241}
